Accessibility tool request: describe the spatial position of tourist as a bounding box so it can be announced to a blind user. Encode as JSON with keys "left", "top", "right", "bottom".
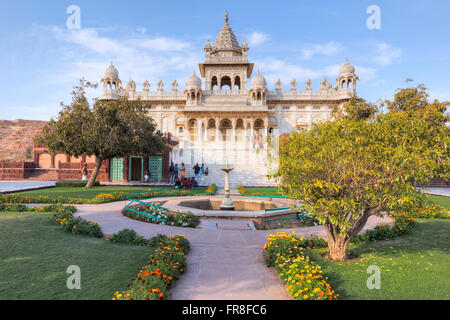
{"left": 144, "top": 171, "right": 151, "bottom": 183}
{"left": 200, "top": 163, "right": 205, "bottom": 175}
{"left": 81, "top": 162, "right": 88, "bottom": 181}
{"left": 174, "top": 163, "right": 179, "bottom": 181}
{"left": 183, "top": 177, "right": 192, "bottom": 189}
{"left": 205, "top": 167, "right": 209, "bottom": 176}
{"left": 168, "top": 162, "right": 175, "bottom": 184}
{"left": 174, "top": 178, "right": 182, "bottom": 189}
{"left": 180, "top": 163, "right": 185, "bottom": 181}
{"left": 191, "top": 176, "right": 198, "bottom": 188}
{"left": 193, "top": 163, "right": 201, "bottom": 183}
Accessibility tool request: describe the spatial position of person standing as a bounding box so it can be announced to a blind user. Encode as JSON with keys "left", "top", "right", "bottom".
{"left": 81, "top": 162, "right": 88, "bottom": 181}
{"left": 168, "top": 162, "right": 174, "bottom": 184}
{"left": 174, "top": 163, "right": 179, "bottom": 182}
{"left": 180, "top": 163, "right": 185, "bottom": 182}
{"left": 193, "top": 163, "right": 201, "bottom": 184}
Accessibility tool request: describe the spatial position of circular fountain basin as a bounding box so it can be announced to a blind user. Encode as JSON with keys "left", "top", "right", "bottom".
{"left": 163, "top": 197, "right": 291, "bottom": 218}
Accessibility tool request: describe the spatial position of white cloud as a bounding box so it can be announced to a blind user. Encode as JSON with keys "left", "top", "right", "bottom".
{"left": 301, "top": 41, "right": 344, "bottom": 60}
{"left": 136, "top": 27, "right": 147, "bottom": 35}
{"left": 373, "top": 42, "right": 402, "bottom": 66}
{"left": 248, "top": 32, "right": 269, "bottom": 46}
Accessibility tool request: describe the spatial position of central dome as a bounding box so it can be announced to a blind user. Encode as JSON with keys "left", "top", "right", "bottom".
{"left": 212, "top": 12, "right": 241, "bottom": 53}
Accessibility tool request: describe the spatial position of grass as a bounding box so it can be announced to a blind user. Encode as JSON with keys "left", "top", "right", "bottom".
{"left": 425, "top": 194, "right": 450, "bottom": 209}
{"left": 0, "top": 211, "right": 151, "bottom": 299}
{"left": 307, "top": 219, "right": 450, "bottom": 300}
{"left": 14, "top": 186, "right": 159, "bottom": 200}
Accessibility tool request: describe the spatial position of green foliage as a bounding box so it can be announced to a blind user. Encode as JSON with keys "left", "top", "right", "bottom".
{"left": 61, "top": 218, "right": 103, "bottom": 238}
{"left": 332, "top": 96, "right": 377, "bottom": 121}
{"left": 109, "top": 229, "right": 148, "bottom": 246}
{"left": 35, "top": 79, "right": 166, "bottom": 188}
{"left": 55, "top": 180, "right": 101, "bottom": 187}
{"left": 274, "top": 85, "right": 449, "bottom": 260}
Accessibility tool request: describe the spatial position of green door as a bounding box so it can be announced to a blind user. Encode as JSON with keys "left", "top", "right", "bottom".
{"left": 149, "top": 156, "right": 162, "bottom": 182}
{"left": 110, "top": 157, "right": 123, "bottom": 181}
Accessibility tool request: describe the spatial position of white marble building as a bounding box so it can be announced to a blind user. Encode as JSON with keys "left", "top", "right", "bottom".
{"left": 99, "top": 14, "right": 358, "bottom": 186}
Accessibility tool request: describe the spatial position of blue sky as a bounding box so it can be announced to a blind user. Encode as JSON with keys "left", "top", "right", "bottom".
{"left": 0, "top": 0, "right": 449, "bottom": 120}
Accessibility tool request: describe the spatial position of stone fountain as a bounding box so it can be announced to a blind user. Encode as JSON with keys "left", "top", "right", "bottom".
{"left": 220, "top": 162, "right": 235, "bottom": 211}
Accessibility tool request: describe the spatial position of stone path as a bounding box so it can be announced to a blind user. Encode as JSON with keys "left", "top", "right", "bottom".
{"left": 418, "top": 187, "right": 450, "bottom": 198}
{"left": 73, "top": 196, "right": 393, "bottom": 300}
{"left": 0, "top": 181, "right": 56, "bottom": 193}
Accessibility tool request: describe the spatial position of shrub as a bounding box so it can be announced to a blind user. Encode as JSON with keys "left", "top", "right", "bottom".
{"left": 110, "top": 229, "right": 148, "bottom": 246}
{"left": 55, "top": 180, "right": 101, "bottom": 188}
{"left": 124, "top": 205, "right": 200, "bottom": 228}
{"left": 113, "top": 234, "right": 190, "bottom": 300}
{"left": 264, "top": 232, "right": 338, "bottom": 300}
{"left": 61, "top": 218, "right": 103, "bottom": 238}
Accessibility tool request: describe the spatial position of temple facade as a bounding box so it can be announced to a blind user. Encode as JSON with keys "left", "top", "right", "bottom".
{"left": 99, "top": 14, "right": 359, "bottom": 186}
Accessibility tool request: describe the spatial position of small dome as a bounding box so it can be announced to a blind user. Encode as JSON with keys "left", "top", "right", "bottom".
{"left": 339, "top": 58, "right": 355, "bottom": 75}
{"left": 251, "top": 70, "right": 267, "bottom": 89}
{"left": 104, "top": 62, "right": 119, "bottom": 79}
{"left": 186, "top": 71, "right": 202, "bottom": 89}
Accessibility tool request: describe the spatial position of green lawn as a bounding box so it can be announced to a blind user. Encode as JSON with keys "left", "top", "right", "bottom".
{"left": 15, "top": 186, "right": 158, "bottom": 200}
{"left": 425, "top": 194, "right": 450, "bottom": 209}
{"left": 307, "top": 219, "right": 450, "bottom": 300}
{"left": 0, "top": 211, "right": 151, "bottom": 299}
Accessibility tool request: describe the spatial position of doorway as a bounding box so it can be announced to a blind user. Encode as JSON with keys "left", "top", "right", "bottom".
{"left": 129, "top": 156, "right": 143, "bottom": 181}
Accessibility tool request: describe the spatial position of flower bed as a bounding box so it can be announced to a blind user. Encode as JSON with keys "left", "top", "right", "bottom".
{"left": 0, "top": 188, "right": 212, "bottom": 205}
{"left": 264, "top": 232, "right": 338, "bottom": 300}
{"left": 123, "top": 204, "right": 200, "bottom": 228}
{"left": 411, "top": 204, "right": 449, "bottom": 219}
{"left": 112, "top": 234, "right": 190, "bottom": 300}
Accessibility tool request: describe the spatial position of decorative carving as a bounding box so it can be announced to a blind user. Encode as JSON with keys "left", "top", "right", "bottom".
{"left": 143, "top": 80, "right": 150, "bottom": 92}
{"left": 305, "top": 78, "right": 312, "bottom": 90}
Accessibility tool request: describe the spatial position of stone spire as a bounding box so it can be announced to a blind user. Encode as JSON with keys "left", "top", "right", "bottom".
{"left": 212, "top": 12, "right": 241, "bottom": 53}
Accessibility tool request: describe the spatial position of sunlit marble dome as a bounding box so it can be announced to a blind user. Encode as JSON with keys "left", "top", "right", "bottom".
{"left": 186, "top": 71, "right": 202, "bottom": 89}
{"left": 339, "top": 58, "right": 355, "bottom": 75}
{"left": 104, "top": 62, "right": 119, "bottom": 79}
{"left": 251, "top": 70, "right": 267, "bottom": 89}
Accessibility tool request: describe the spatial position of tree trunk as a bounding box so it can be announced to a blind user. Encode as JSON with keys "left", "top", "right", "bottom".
{"left": 325, "top": 225, "right": 351, "bottom": 261}
{"left": 85, "top": 157, "right": 103, "bottom": 189}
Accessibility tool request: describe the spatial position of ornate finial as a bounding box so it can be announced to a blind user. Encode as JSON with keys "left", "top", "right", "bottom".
{"left": 225, "top": 11, "right": 229, "bottom": 24}
{"left": 346, "top": 57, "right": 349, "bottom": 63}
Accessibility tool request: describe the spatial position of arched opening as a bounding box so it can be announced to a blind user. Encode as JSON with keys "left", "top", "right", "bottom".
{"left": 188, "top": 119, "right": 198, "bottom": 142}
{"left": 211, "top": 76, "right": 218, "bottom": 91}
{"left": 207, "top": 119, "right": 216, "bottom": 142}
{"left": 234, "top": 76, "right": 241, "bottom": 92}
{"left": 220, "top": 118, "right": 232, "bottom": 142}
{"left": 341, "top": 79, "right": 346, "bottom": 89}
{"left": 220, "top": 76, "right": 232, "bottom": 91}
{"left": 348, "top": 79, "right": 353, "bottom": 89}
{"left": 235, "top": 118, "right": 244, "bottom": 142}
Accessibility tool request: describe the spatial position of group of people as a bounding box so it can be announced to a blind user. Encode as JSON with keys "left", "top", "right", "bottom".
{"left": 169, "top": 162, "right": 208, "bottom": 189}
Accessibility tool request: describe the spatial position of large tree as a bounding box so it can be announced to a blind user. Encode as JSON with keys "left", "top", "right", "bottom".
{"left": 274, "top": 84, "right": 449, "bottom": 261}
{"left": 35, "top": 80, "right": 166, "bottom": 188}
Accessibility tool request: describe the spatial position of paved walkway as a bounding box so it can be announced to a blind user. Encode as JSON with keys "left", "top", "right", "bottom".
{"left": 418, "top": 187, "right": 450, "bottom": 198}
{"left": 0, "top": 181, "right": 56, "bottom": 193}
{"left": 73, "top": 196, "right": 393, "bottom": 300}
